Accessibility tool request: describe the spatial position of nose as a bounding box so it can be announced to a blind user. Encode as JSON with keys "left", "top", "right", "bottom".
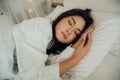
{"left": 66, "top": 27, "right": 75, "bottom": 35}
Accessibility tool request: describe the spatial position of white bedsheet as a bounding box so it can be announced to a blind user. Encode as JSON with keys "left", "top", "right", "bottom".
{"left": 86, "top": 34, "right": 120, "bottom": 80}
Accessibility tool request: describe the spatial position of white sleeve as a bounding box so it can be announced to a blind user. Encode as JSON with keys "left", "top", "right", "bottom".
{"left": 13, "top": 39, "right": 61, "bottom": 80}
{"left": 13, "top": 35, "right": 61, "bottom": 80}
{"left": 13, "top": 30, "right": 61, "bottom": 80}
{"left": 12, "top": 17, "right": 61, "bottom": 80}
{"left": 14, "top": 63, "right": 61, "bottom": 80}
{"left": 55, "top": 46, "right": 75, "bottom": 63}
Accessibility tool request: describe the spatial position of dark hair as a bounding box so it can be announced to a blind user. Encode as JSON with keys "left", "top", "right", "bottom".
{"left": 47, "top": 8, "right": 94, "bottom": 55}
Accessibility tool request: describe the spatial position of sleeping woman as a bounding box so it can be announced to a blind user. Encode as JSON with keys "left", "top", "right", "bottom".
{"left": 12, "top": 8, "right": 94, "bottom": 80}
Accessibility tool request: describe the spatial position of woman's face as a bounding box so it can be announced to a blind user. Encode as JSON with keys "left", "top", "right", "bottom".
{"left": 55, "top": 16, "right": 85, "bottom": 44}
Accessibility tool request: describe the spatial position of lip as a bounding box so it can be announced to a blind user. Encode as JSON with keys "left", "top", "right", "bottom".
{"left": 62, "top": 32, "right": 67, "bottom": 39}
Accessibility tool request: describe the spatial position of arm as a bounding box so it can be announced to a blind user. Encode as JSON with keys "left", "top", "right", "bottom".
{"left": 59, "top": 32, "right": 92, "bottom": 76}
{"left": 14, "top": 31, "right": 91, "bottom": 80}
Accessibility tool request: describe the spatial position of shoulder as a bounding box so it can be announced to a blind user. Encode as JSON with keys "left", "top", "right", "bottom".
{"left": 12, "top": 17, "right": 53, "bottom": 50}
{"left": 13, "top": 17, "right": 52, "bottom": 36}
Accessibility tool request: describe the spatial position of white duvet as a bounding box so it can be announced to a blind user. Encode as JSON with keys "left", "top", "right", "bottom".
{"left": 12, "top": 17, "right": 62, "bottom": 80}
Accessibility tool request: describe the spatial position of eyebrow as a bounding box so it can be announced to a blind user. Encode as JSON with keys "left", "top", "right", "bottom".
{"left": 71, "top": 17, "right": 76, "bottom": 25}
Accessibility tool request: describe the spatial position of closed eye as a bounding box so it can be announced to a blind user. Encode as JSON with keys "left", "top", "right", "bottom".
{"left": 68, "top": 20, "right": 72, "bottom": 26}
{"left": 74, "top": 31, "right": 78, "bottom": 36}
{"left": 74, "top": 28, "right": 81, "bottom": 36}
{"left": 74, "top": 31, "right": 79, "bottom": 36}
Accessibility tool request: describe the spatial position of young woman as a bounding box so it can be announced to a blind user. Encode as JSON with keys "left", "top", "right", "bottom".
{"left": 13, "top": 8, "right": 94, "bottom": 80}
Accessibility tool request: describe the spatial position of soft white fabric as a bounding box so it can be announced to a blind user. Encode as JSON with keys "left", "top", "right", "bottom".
{"left": 47, "top": 6, "right": 68, "bottom": 21}
{"left": 64, "top": 0, "right": 120, "bottom": 13}
{"left": 12, "top": 17, "right": 61, "bottom": 80}
{"left": 86, "top": 34, "right": 120, "bottom": 80}
{"left": 47, "top": 6, "right": 120, "bottom": 80}
{"left": 0, "top": 15, "right": 15, "bottom": 79}
{"left": 47, "top": 6, "right": 120, "bottom": 22}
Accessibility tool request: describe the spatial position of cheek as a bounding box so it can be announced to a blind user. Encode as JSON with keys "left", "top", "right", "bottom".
{"left": 56, "top": 22, "right": 65, "bottom": 31}
{"left": 55, "top": 25, "right": 62, "bottom": 36}
{"left": 55, "top": 25, "right": 64, "bottom": 42}
{"left": 55, "top": 27, "right": 61, "bottom": 39}
{"left": 67, "top": 34, "right": 76, "bottom": 42}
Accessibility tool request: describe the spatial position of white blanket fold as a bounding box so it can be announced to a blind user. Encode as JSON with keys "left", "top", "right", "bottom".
{"left": 12, "top": 17, "right": 61, "bottom": 80}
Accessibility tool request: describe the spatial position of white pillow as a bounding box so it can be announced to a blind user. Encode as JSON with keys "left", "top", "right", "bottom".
{"left": 47, "top": 6, "right": 120, "bottom": 22}
{"left": 47, "top": 6, "right": 120, "bottom": 80}
{"left": 64, "top": 0, "right": 120, "bottom": 13}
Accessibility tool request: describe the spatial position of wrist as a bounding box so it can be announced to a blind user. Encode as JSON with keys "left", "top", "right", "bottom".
{"left": 71, "top": 55, "right": 81, "bottom": 65}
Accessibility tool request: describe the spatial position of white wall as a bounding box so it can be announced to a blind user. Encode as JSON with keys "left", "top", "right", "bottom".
{"left": 1, "top": 0, "right": 49, "bottom": 24}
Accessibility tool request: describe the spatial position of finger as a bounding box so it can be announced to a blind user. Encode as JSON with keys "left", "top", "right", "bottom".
{"left": 85, "top": 32, "right": 92, "bottom": 46}
{"left": 72, "top": 36, "right": 83, "bottom": 48}
{"left": 89, "top": 25, "right": 95, "bottom": 34}
{"left": 84, "top": 23, "right": 95, "bottom": 34}
{"left": 80, "top": 38, "right": 86, "bottom": 47}
{"left": 88, "top": 33, "right": 92, "bottom": 45}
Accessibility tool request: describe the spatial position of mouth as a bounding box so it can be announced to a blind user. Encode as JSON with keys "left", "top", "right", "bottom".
{"left": 62, "top": 32, "right": 67, "bottom": 39}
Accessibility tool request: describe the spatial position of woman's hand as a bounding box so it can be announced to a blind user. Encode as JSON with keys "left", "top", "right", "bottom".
{"left": 72, "top": 32, "right": 92, "bottom": 61}
{"left": 59, "top": 31, "right": 92, "bottom": 77}
{"left": 72, "top": 23, "right": 94, "bottom": 49}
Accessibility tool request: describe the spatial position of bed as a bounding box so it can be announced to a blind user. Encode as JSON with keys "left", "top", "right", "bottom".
{"left": 48, "top": 0, "right": 120, "bottom": 80}
{"left": 0, "top": 0, "right": 120, "bottom": 80}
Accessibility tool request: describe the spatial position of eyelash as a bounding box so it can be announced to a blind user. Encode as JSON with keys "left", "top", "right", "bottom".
{"left": 68, "top": 20, "right": 72, "bottom": 26}
{"left": 74, "top": 31, "right": 79, "bottom": 36}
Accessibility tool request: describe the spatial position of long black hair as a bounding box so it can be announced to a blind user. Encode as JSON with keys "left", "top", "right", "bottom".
{"left": 47, "top": 8, "right": 94, "bottom": 55}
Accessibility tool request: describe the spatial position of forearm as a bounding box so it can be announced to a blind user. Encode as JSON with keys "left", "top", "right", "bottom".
{"left": 59, "top": 55, "right": 81, "bottom": 77}
{"left": 59, "top": 33, "right": 92, "bottom": 77}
